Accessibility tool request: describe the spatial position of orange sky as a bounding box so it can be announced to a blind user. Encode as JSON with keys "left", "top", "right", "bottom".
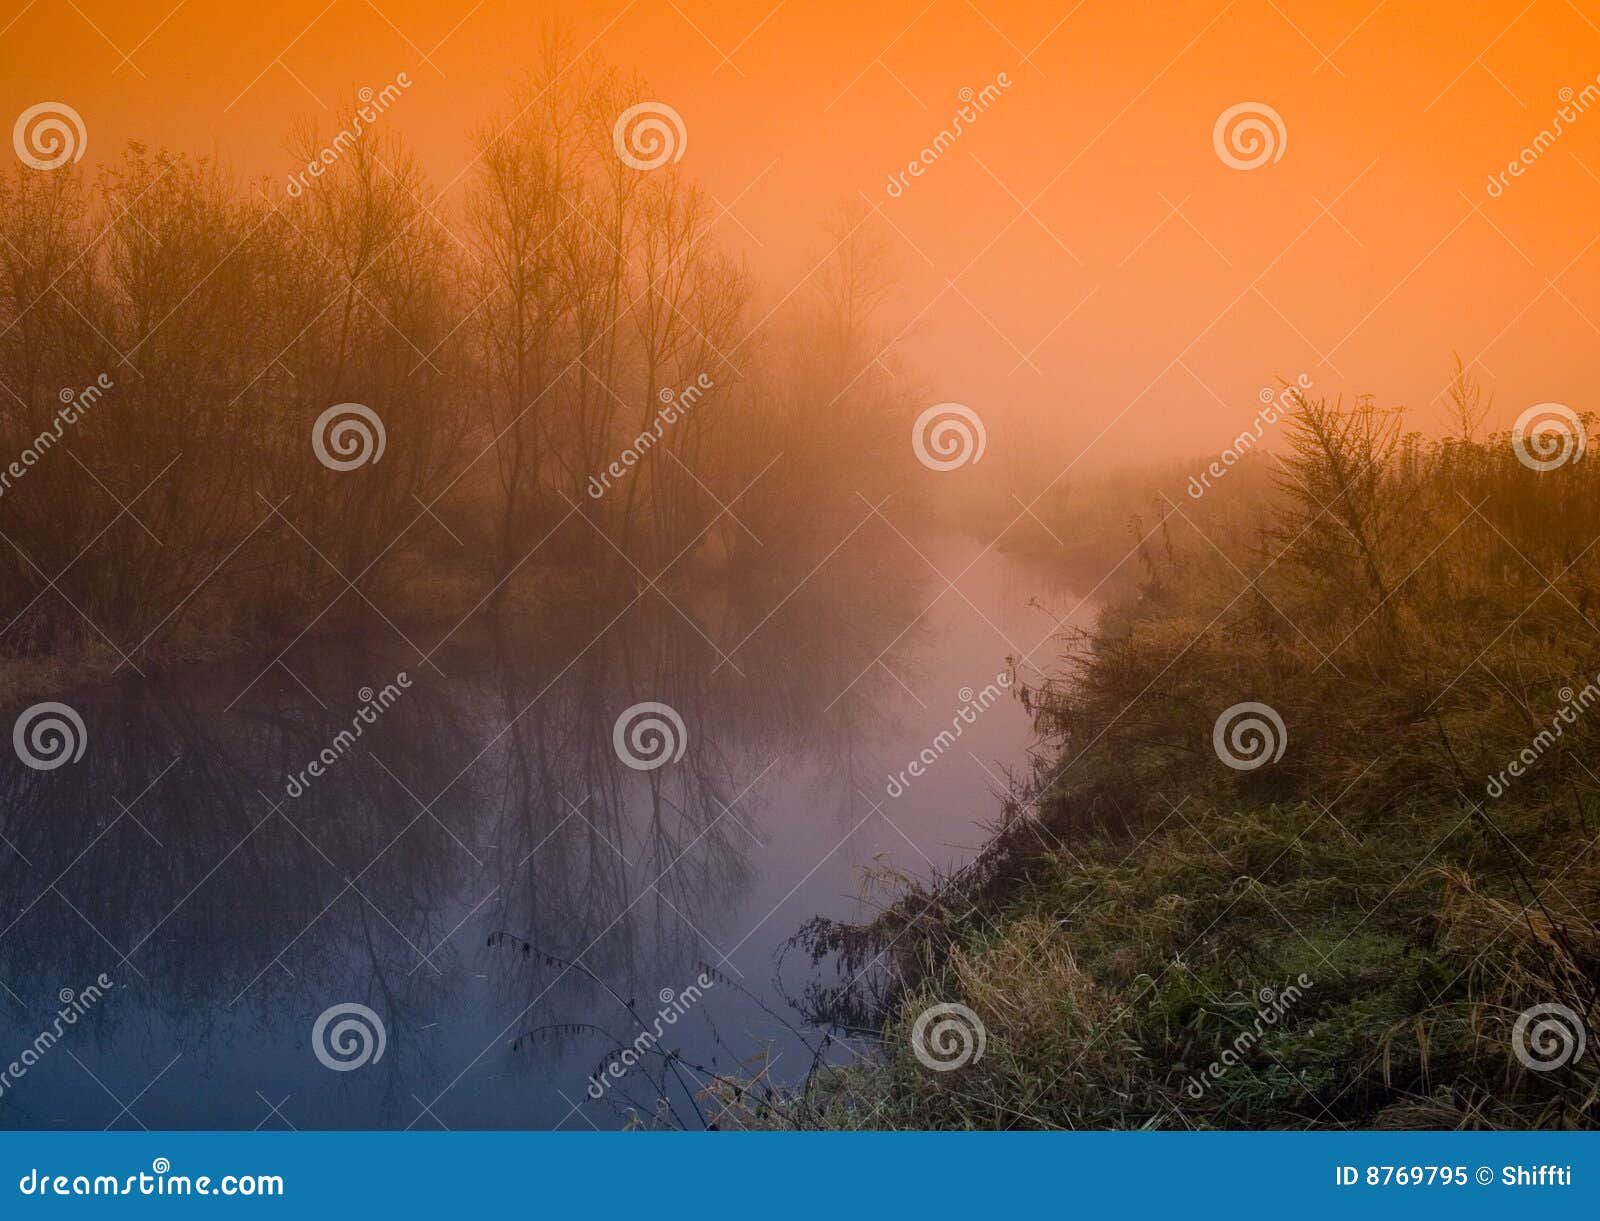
{"left": 4, "top": 0, "right": 1599, "bottom": 464}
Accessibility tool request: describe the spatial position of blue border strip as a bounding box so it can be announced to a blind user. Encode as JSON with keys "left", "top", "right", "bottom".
{"left": 0, "top": 1132, "right": 1594, "bottom": 1216}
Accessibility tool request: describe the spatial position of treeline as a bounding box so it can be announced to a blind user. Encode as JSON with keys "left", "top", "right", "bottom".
{"left": 0, "top": 37, "right": 912, "bottom": 667}
{"left": 1030, "top": 380, "right": 1600, "bottom": 830}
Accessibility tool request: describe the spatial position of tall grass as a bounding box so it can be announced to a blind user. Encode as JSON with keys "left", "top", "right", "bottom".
{"left": 740, "top": 375, "right": 1600, "bottom": 1130}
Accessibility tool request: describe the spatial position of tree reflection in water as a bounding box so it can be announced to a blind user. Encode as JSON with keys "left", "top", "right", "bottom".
{"left": 0, "top": 540, "right": 974, "bottom": 1129}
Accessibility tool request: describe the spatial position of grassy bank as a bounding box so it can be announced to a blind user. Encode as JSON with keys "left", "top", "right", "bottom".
{"left": 725, "top": 381, "right": 1600, "bottom": 1130}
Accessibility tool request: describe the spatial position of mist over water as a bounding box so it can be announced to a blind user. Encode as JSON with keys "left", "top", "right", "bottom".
{"left": 0, "top": 529, "right": 1083, "bottom": 1129}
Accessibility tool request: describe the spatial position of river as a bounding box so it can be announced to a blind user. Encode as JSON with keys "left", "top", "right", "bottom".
{"left": 0, "top": 533, "right": 1088, "bottom": 1129}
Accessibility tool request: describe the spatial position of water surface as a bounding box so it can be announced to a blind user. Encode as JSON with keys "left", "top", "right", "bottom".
{"left": 0, "top": 532, "right": 1085, "bottom": 1129}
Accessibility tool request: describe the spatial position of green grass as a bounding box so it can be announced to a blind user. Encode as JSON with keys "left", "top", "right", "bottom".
{"left": 722, "top": 380, "right": 1600, "bottom": 1131}
{"left": 724, "top": 795, "right": 1597, "bottom": 1129}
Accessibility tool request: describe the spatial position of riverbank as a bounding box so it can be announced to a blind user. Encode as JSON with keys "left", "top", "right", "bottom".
{"left": 732, "top": 393, "right": 1600, "bottom": 1130}
{"left": 732, "top": 788, "right": 1597, "bottom": 1129}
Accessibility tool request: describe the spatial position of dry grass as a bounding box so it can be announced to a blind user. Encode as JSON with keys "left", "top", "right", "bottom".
{"left": 761, "top": 378, "right": 1600, "bottom": 1130}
